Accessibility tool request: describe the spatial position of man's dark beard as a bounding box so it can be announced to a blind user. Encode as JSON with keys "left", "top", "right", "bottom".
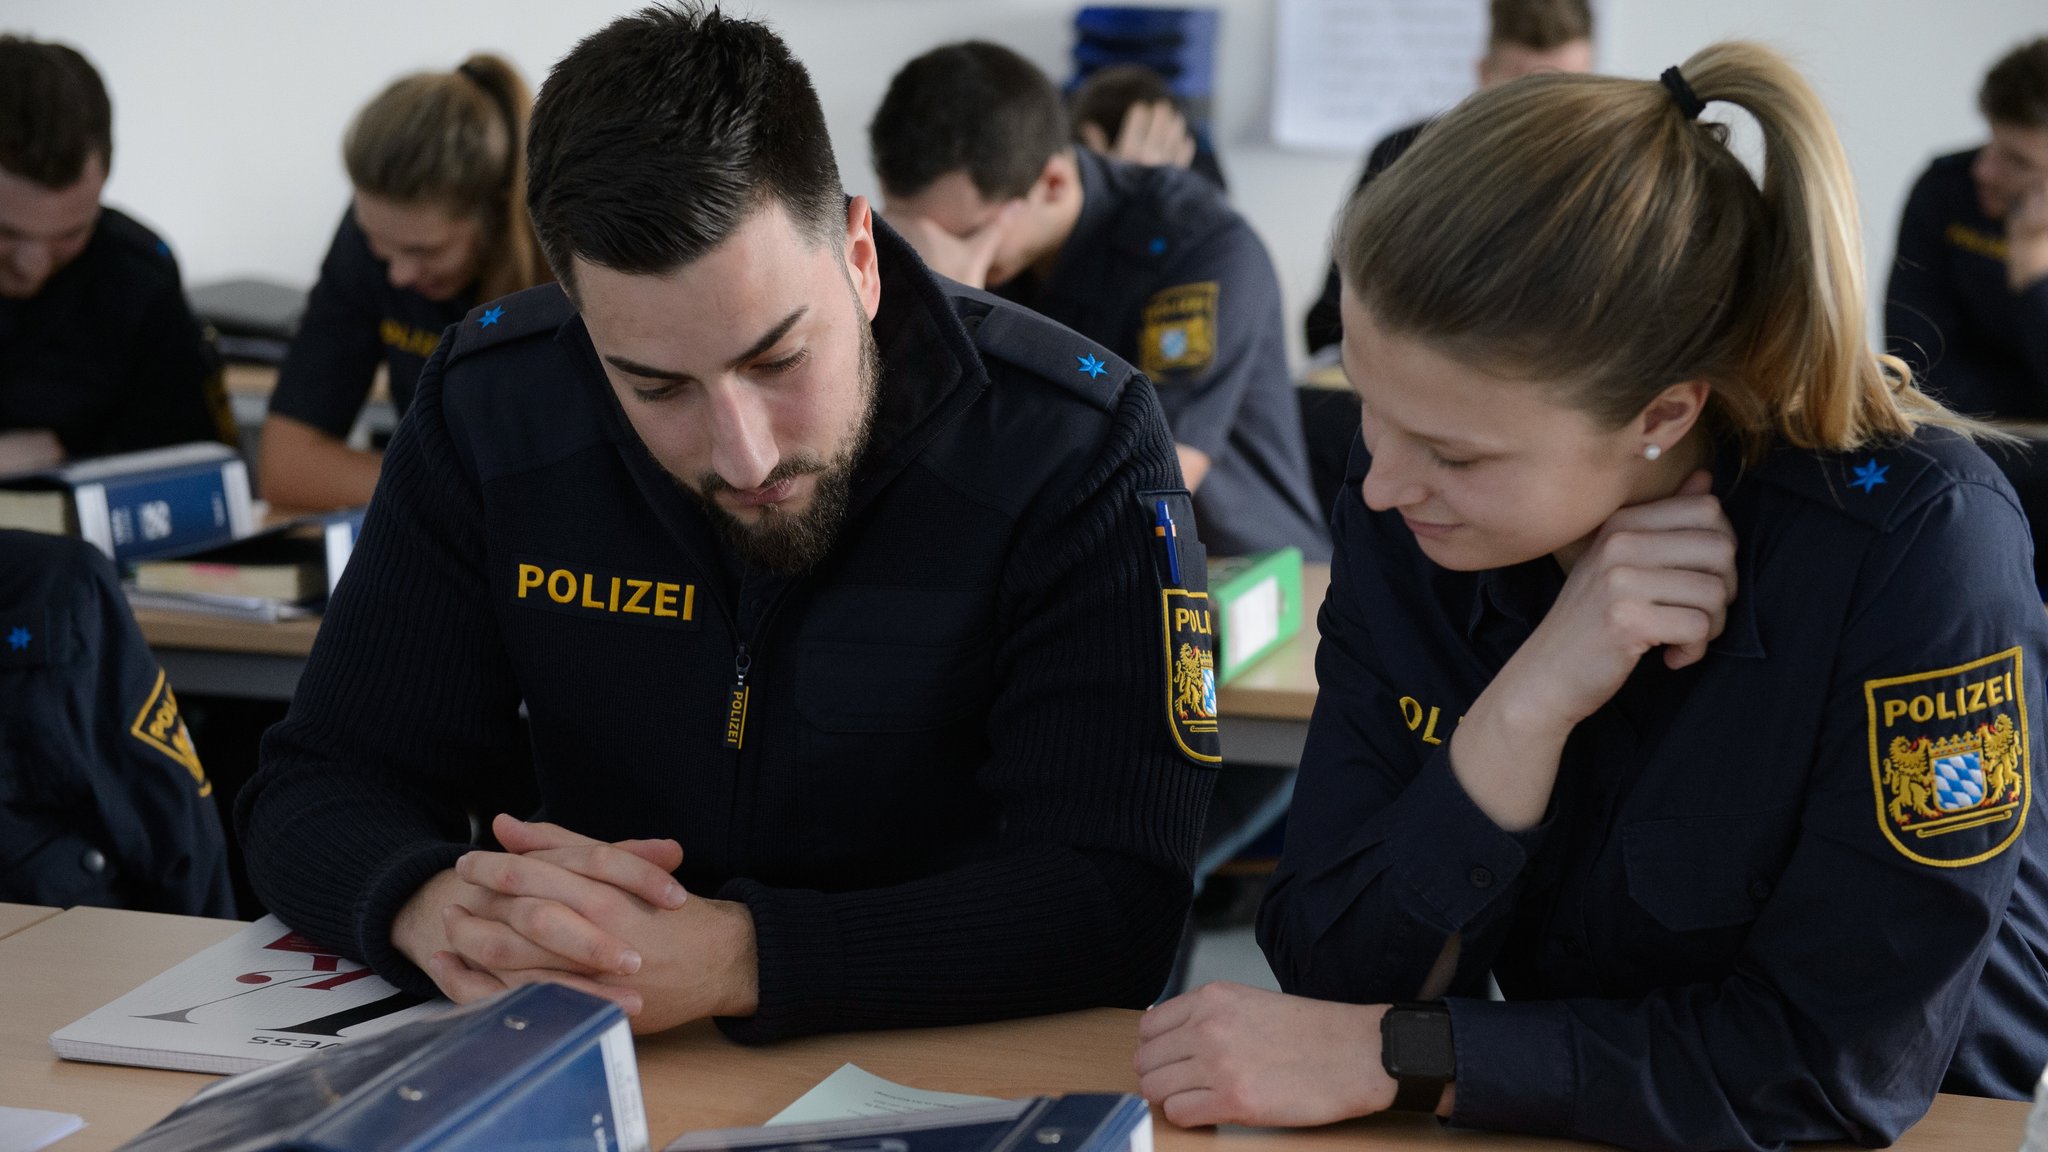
{"left": 682, "top": 316, "right": 881, "bottom": 574}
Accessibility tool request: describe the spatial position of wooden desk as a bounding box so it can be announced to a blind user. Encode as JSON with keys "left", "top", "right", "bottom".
{"left": 0, "top": 902, "right": 58, "bottom": 941}
{"left": 0, "top": 908, "right": 2026, "bottom": 1152}
{"left": 135, "top": 568, "right": 1330, "bottom": 766}
{"left": 133, "top": 608, "right": 321, "bottom": 702}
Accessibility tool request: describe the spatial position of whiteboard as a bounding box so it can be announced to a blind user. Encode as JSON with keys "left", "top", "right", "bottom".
{"left": 1270, "top": 0, "right": 1487, "bottom": 154}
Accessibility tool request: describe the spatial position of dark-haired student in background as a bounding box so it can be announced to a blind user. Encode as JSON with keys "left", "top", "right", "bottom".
{"left": 259, "top": 54, "right": 548, "bottom": 512}
{"left": 1301, "top": 0, "right": 1594, "bottom": 356}
{"left": 1886, "top": 37, "right": 2048, "bottom": 587}
{"left": 873, "top": 41, "right": 1327, "bottom": 561}
{"left": 1069, "top": 64, "right": 1228, "bottom": 194}
{"left": 0, "top": 35, "right": 234, "bottom": 474}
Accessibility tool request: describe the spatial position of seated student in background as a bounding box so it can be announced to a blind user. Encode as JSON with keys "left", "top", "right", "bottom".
{"left": 238, "top": 3, "right": 1214, "bottom": 1042}
{"left": 0, "top": 530, "right": 233, "bottom": 916}
{"left": 0, "top": 36, "right": 234, "bottom": 475}
{"left": 871, "top": 43, "right": 1328, "bottom": 560}
{"left": 1885, "top": 38, "right": 2048, "bottom": 583}
{"left": 1069, "top": 64, "right": 1228, "bottom": 193}
{"left": 1135, "top": 43, "right": 2048, "bottom": 1150}
{"left": 259, "top": 54, "right": 547, "bottom": 512}
{"left": 1301, "top": 0, "right": 1592, "bottom": 355}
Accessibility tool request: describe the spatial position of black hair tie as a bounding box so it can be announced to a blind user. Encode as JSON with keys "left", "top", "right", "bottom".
{"left": 1660, "top": 66, "right": 1706, "bottom": 120}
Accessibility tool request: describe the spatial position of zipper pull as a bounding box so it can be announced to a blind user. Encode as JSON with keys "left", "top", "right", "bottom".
{"left": 724, "top": 643, "right": 751, "bottom": 750}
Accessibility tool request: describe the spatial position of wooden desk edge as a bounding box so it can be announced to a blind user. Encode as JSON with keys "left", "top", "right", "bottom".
{"left": 132, "top": 607, "right": 321, "bottom": 657}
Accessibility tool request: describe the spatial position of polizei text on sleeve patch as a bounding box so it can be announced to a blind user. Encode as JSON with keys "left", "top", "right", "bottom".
{"left": 1163, "top": 588, "right": 1221, "bottom": 764}
{"left": 1867, "top": 647, "right": 2029, "bottom": 867}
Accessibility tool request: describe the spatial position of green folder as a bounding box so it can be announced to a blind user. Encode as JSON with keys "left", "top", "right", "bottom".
{"left": 1206, "top": 547, "right": 1304, "bottom": 684}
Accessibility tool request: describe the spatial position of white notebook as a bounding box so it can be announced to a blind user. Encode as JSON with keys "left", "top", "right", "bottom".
{"left": 50, "top": 915, "right": 446, "bottom": 1074}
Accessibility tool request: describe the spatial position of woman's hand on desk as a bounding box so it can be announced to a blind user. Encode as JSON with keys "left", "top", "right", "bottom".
{"left": 1135, "top": 982, "right": 1412, "bottom": 1127}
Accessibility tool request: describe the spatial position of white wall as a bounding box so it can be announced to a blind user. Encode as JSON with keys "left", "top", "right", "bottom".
{"left": 12, "top": 1, "right": 2045, "bottom": 361}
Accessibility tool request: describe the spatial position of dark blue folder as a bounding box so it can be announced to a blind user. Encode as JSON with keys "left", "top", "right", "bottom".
{"left": 115, "top": 983, "right": 647, "bottom": 1152}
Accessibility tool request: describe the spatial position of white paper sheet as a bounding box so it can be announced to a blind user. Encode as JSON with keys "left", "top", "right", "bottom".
{"left": 765, "top": 1063, "right": 999, "bottom": 1126}
{"left": 1270, "top": 0, "right": 1486, "bottom": 153}
{"left": 0, "top": 1107, "right": 84, "bottom": 1152}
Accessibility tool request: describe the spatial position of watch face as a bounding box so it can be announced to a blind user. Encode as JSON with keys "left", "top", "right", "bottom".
{"left": 1384, "top": 1008, "right": 1455, "bottom": 1079}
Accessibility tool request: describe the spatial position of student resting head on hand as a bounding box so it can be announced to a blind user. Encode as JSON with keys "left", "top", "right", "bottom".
{"left": 1136, "top": 40, "right": 2048, "bottom": 1152}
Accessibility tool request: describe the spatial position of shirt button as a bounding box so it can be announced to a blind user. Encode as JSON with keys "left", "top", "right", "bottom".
{"left": 80, "top": 848, "right": 107, "bottom": 875}
{"left": 1468, "top": 866, "right": 1494, "bottom": 889}
{"left": 1749, "top": 879, "right": 1773, "bottom": 901}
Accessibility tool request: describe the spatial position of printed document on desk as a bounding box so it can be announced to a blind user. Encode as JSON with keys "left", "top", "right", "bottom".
{"left": 50, "top": 914, "right": 444, "bottom": 1074}
{"left": 768, "top": 1063, "right": 999, "bottom": 1125}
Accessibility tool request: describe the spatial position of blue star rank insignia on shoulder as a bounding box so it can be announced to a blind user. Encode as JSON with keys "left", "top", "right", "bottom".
{"left": 1866, "top": 648, "right": 2029, "bottom": 867}
{"left": 1849, "top": 458, "right": 1889, "bottom": 493}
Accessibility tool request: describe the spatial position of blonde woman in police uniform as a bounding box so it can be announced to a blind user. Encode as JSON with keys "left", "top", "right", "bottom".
{"left": 1133, "top": 41, "right": 2048, "bottom": 1152}
{"left": 259, "top": 54, "right": 547, "bottom": 512}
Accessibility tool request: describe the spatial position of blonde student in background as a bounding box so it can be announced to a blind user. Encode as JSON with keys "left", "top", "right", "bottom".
{"left": 1134, "top": 41, "right": 2048, "bottom": 1152}
{"left": 259, "top": 54, "right": 548, "bottom": 512}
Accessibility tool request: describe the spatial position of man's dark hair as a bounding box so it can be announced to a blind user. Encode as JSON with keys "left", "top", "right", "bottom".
{"left": 1069, "top": 64, "right": 1178, "bottom": 146}
{"left": 1981, "top": 37, "right": 2048, "bottom": 130}
{"left": 526, "top": 3, "right": 844, "bottom": 292}
{"left": 1488, "top": 0, "right": 1593, "bottom": 51}
{"left": 0, "top": 36, "right": 113, "bottom": 188}
{"left": 870, "top": 41, "right": 1068, "bottom": 201}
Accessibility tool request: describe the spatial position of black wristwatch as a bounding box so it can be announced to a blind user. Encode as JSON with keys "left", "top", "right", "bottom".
{"left": 1379, "top": 1001, "right": 1455, "bottom": 1112}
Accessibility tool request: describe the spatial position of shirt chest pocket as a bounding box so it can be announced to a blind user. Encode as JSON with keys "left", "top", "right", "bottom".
{"left": 1622, "top": 807, "right": 1798, "bottom": 934}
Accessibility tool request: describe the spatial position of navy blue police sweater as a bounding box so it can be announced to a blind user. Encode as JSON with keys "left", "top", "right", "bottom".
{"left": 238, "top": 222, "right": 1219, "bottom": 1042}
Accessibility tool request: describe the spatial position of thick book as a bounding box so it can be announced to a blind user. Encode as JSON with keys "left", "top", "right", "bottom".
{"left": 131, "top": 507, "right": 365, "bottom": 601}
{"left": 51, "top": 914, "right": 444, "bottom": 1075}
{"left": 664, "top": 1094, "right": 1152, "bottom": 1152}
{"left": 112, "top": 983, "right": 648, "bottom": 1152}
{"left": 1207, "top": 547, "right": 1303, "bottom": 684}
{"left": 0, "top": 441, "right": 254, "bottom": 564}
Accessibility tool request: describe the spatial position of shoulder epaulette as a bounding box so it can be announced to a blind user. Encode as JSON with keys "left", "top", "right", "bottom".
{"left": 1755, "top": 429, "right": 1993, "bottom": 532}
{"left": 446, "top": 283, "right": 577, "bottom": 363}
{"left": 968, "top": 298, "right": 1132, "bottom": 411}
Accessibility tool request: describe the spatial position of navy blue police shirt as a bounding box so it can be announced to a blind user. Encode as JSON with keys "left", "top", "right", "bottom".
{"left": 0, "top": 530, "right": 233, "bottom": 915}
{"left": 238, "top": 218, "right": 1220, "bottom": 1043}
{"left": 268, "top": 207, "right": 472, "bottom": 437}
{"left": 0, "top": 207, "right": 233, "bottom": 457}
{"left": 995, "top": 148, "right": 1330, "bottom": 561}
{"left": 1258, "top": 428, "right": 2048, "bottom": 1151}
{"left": 1886, "top": 149, "right": 2048, "bottom": 420}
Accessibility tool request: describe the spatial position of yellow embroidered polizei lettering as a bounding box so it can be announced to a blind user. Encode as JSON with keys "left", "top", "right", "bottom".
{"left": 130, "top": 668, "right": 209, "bottom": 795}
{"left": 513, "top": 561, "right": 696, "bottom": 625}
{"left": 1866, "top": 647, "right": 2030, "bottom": 868}
{"left": 378, "top": 318, "right": 443, "bottom": 358}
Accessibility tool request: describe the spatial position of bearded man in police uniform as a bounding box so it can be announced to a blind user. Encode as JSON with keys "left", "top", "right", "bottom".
{"left": 237, "top": 4, "right": 1219, "bottom": 1042}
